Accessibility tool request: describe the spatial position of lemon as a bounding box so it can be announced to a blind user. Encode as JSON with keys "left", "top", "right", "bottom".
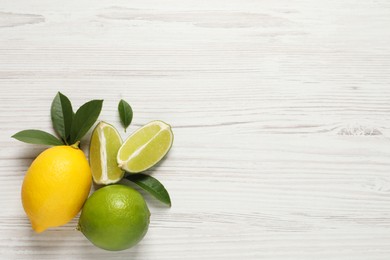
{"left": 89, "top": 122, "right": 124, "bottom": 184}
{"left": 117, "top": 120, "right": 173, "bottom": 173}
{"left": 78, "top": 184, "right": 150, "bottom": 251}
{"left": 21, "top": 145, "right": 92, "bottom": 233}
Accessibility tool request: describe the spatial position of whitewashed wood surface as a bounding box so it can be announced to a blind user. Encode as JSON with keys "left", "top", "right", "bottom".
{"left": 1, "top": 0, "right": 390, "bottom": 259}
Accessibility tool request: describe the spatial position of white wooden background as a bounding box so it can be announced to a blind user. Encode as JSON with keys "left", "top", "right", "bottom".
{"left": 1, "top": 0, "right": 390, "bottom": 259}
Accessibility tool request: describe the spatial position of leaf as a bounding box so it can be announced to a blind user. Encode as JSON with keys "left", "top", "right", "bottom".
{"left": 125, "top": 174, "right": 171, "bottom": 207}
{"left": 51, "top": 92, "right": 73, "bottom": 143}
{"left": 69, "top": 100, "right": 103, "bottom": 144}
{"left": 118, "top": 99, "right": 133, "bottom": 132}
{"left": 12, "top": 130, "right": 63, "bottom": 146}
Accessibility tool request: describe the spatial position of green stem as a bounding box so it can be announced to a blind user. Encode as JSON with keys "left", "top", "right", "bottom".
{"left": 71, "top": 141, "right": 80, "bottom": 149}
{"left": 62, "top": 137, "right": 69, "bottom": 145}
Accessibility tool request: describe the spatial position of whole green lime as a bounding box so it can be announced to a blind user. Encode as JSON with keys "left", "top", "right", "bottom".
{"left": 78, "top": 184, "right": 150, "bottom": 251}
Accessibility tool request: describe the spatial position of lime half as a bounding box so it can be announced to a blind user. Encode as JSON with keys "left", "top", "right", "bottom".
{"left": 90, "top": 122, "right": 124, "bottom": 184}
{"left": 117, "top": 120, "right": 173, "bottom": 173}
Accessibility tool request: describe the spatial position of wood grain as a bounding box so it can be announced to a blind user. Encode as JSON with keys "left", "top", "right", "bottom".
{"left": 1, "top": 0, "right": 390, "bottom": 259}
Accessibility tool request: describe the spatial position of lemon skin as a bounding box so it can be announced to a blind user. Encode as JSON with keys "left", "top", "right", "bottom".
{"left": 21, "top": 145, "right": 92, "bottom": 233}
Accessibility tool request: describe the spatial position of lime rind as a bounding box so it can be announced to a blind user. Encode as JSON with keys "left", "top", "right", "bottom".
{"left": 78, "top": 184, "right": 150, "bottom": 251}
{"left": 117, "top": 120, "right": 173, "bottom": 173}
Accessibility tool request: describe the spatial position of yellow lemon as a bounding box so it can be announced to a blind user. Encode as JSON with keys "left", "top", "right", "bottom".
{"left": 21, "top": 145, "right": 92, "bottom": 233}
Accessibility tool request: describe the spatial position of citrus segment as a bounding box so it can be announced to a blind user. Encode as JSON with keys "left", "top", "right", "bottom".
{"left": 117, "top": 120, "right": 173, "bottom": 173}
{"left": 90, "top": 122, "right": 124, "bottom": 184}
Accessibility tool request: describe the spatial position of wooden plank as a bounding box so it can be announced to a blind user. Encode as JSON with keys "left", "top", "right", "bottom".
{"left": 1, "top": 0, "right": 390, "bottom": 259}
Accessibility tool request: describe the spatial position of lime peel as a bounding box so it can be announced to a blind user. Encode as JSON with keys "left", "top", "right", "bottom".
{"left": 78, "top": 185, "right": 150, "bottom": 251}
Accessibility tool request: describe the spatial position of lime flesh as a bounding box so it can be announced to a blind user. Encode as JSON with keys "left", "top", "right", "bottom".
{"left": 117, "top": 120, "right": 173, "bottom": 173}
{"left": 89, "top": 122, "right": 124, "bottom": 184}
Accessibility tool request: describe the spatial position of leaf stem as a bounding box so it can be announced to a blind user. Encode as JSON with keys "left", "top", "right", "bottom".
{"left": 62, "top": 137, "right": 68, "bottom": 145}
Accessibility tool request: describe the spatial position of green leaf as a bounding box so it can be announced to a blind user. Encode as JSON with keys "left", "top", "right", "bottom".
{"left": 51, "top": 92, "right": 73, "bottom": 143}
{"left": 12, "top": 130, "right": 63, "bottom": 146}
{"left": 118, "top": 99, "right": 133, "bottom": 132}
{"left": 125, "top": 174, "right": 171, "bottom": 207}
{"left": 69, "top": 100, "right": 103, "bottom": 144}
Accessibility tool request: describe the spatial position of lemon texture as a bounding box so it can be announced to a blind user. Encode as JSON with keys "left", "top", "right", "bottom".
{"left": 117, "top": 120, "right": 173, "bottom": 173}
{"left": 78, "top": 184, "right": 150, "bottom": 251}
{"left": 89, "top": 122, "right": 124, "bottom": 184}
{"left": 21, "top": 145, "right": 92, "bottom": 233}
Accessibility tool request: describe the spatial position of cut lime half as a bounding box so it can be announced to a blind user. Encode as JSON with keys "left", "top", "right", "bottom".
{"left": 90, "top": 122, "right": 124, "bottom": 184}
{"left": 117, "top": 120, "right": 173, "bottom": 173}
